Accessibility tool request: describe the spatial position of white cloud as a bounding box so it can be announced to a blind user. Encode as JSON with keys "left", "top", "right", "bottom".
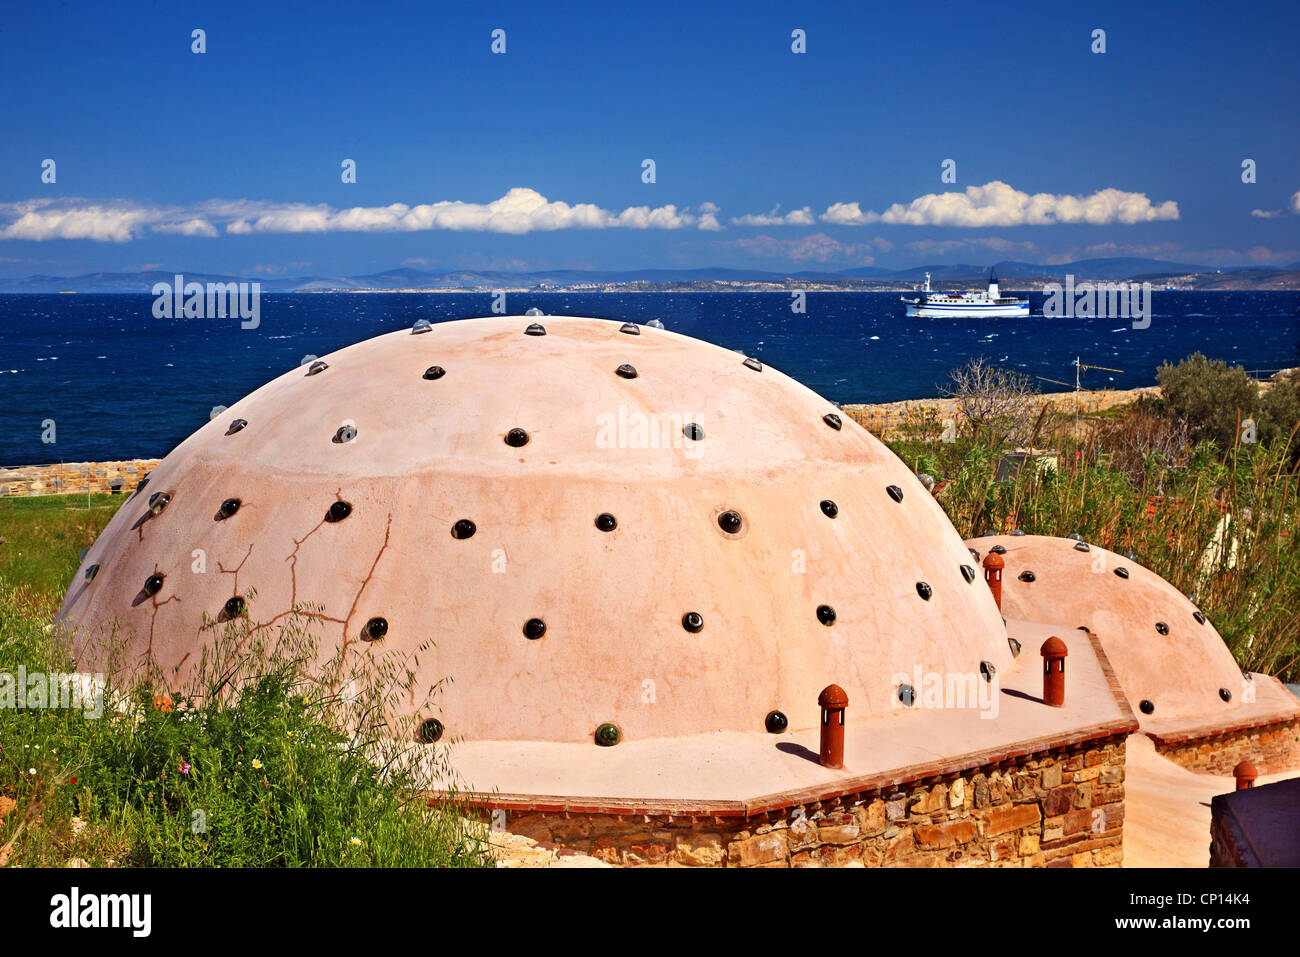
{"left": 822, "top": 201, "right": 874, "bottom": 226}
{"left": 720, "top": 232, "right": 882, "bottom": 265}
{"left": 0, "top": 189, "right": 724, "bottom": 241}
{"left": 695, "top": 201, "right": 723, "bottom": 232}
{"left": 154, "top": 218, "right": 220, "bottom": 237}
{"left": 1249, "top": 191, "right": 1300, "bottom": 220}
{"left": 731, "top": 205, "right": 816, "bottom": 227}
{"left": 0, "top": 200, "right": 168, "bottom": 242}
{"left": 817, "top": 181, "right": 1178, "bottom": 227}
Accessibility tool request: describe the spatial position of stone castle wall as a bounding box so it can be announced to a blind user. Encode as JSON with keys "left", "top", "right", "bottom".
{"left": 478, "top": 736, "right": 1128, "bottom": 868}
{"left": 0, "top": 459, "right": 158, "bottom": 497}
{"left": 1151, "top": 718, "right": 1300, "bottom": 776}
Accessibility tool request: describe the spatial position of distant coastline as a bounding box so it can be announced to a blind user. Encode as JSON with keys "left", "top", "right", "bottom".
{"left": 5, "top": 277, "right": 1298, "bottom": 293}
{"left": 287, "top": 275, "right": 1300, "bottom": 293}
{"left": 3, "top": 256, "right": 1298, "bottom": 294}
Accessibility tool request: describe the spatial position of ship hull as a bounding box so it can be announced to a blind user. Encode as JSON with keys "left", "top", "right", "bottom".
{"left": 905, "top": 301, "right": 1030, "bottom": 318}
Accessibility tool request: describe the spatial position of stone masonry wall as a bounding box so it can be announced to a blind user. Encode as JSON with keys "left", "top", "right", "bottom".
{"left": 485, "top": 737, "right": 1128, "bottom": 867}
{"left": 1152, "top": 718, "right": 1300, "bottom": 776}
{"left": 1208, "top": 799, "right": 1254, "bottom": 867}
{"left": 0, "top": 459, "right": 158, "bottom": 497}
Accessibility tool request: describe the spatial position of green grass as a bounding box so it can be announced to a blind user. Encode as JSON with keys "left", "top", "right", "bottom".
{"left": 0, "top": 584, "right": 491, "bottom": 867}
{"left": 0, "top": 494, "right": 490, "bottom": 868}
{"left": 0, "top": 493, "right": 125, "bottom": 602}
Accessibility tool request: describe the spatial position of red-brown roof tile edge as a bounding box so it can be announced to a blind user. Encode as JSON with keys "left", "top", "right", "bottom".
{"left": 1084, "top": 627, "right": 1141, "bottom": 729}
{"left": 424, "top": 717, "right": 1138, "bottom": 820}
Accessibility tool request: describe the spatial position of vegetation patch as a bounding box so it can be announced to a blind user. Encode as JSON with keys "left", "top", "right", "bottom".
{"left": 0, "top": 573, "right": 489, "bottom": 867}
{"left": 890, "top": 355, "right": 1299, "bottom": 681}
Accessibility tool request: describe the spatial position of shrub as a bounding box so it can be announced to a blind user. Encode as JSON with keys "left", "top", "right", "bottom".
{"left": 1257, "top": 369, "right": 1300, "bottom": 467}
{"left": 1156, "top": 353, "right": 1259, "bottom": 449}
{"left": 1095, "top": 399, "right": 1191, "bottom": 483}
{"left": 940, "top": 356, "right": 1054, "bottom": 449}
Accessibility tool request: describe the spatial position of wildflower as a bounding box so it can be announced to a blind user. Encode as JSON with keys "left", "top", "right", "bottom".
{"left": 179, "top": 762, "right": 191, "bottom": 775}
{"left": 70, "top": 777, "right": 77, "bottom": 785}
{"left": 251, "top": 760, "right": 263, "bottom": 769}
{"left": 349, "top": 837, "right": 362, "bottom": 846}
{"left": 28, "top": 768, "right": 36, "bottom": 775}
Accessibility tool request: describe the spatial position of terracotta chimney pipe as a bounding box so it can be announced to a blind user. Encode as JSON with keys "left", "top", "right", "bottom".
{"left": 818, "top": 684, "right": 849, "bottom": 769}
{"left": 1040, "top": 636, "right": 1068, "bottom": 707}
{"left": 1233, "top": 760, "right": 1258, "bottom": 791}
{"left": 982, "top": 552, "right": 1004, "bottom": 612}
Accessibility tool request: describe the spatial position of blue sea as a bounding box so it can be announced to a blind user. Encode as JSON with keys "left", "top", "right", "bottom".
{"left": 1, "top": 291, "right": 1297, "bottom": 465}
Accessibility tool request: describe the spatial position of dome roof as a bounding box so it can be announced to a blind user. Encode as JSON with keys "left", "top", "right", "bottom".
{"left": 965, "top": 534, "right": 1254, "bottom": 725}
{"left": 59, "top": 316, "right": 1012, "bottom": 744}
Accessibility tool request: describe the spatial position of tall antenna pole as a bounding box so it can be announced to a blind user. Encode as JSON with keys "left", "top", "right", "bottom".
{"left": 1075, "top": 357, "right": 1081, "bottom": 432}
{"left": 1068, "top": 358, "right": 1124, "bottom": 438}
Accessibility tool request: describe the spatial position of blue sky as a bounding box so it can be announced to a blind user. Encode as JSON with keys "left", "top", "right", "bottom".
{"left": 1, "top": 0, "right": 1297, "bottom": 277}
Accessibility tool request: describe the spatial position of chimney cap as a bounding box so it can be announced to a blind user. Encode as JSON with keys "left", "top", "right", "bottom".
{"left": 1040, "top": 635, "right": 1069, "bottom": 658}
{"left": 818, "top": 684, "right": 849, "bottom": 708}
{"left": 982, "top": 551, "right": 1005, "bottom": 569}
{"left": 1233, "top": 760, "right": 1258, "bottom": 782}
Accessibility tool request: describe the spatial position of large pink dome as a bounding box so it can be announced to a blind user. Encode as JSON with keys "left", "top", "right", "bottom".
{"left": 59, "top": 316, "right": 1013, "bottom": 744}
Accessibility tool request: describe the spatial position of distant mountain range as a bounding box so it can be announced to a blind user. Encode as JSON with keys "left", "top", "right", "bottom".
{"left": 1, "top": 258, "right": 1296, "bottom": 293}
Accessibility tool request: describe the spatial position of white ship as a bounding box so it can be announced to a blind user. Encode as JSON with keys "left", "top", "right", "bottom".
{"left": 902, "top": 270, "right": 1029, "bottom": 318}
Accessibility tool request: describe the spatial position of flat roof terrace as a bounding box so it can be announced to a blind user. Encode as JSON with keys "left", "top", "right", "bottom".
{"left": 444, "top": 618, "right": 1135, "bottom": 815}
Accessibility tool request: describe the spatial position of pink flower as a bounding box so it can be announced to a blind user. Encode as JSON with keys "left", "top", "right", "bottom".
{"left": 179, "top": 762, "right": 191, "bottom": 775}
